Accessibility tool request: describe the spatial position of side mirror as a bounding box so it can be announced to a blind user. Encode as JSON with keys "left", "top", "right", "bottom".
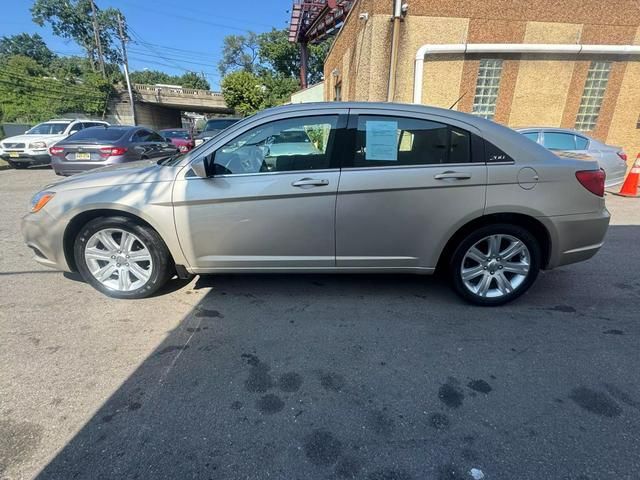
{"left": 191, "top": 157, "right": 208, "bottom": 178}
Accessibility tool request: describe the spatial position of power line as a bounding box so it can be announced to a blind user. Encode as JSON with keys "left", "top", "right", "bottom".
{"left": 128, "top": 49, "right": 217, "bottom": 70}
{"left": 116, "top": 0, "right": 275, "bottom": 29}
{"left": 0, "top": 70, "right": 108, "bottom": 95}
{"left": 113, "top": 0, "right": 261, "bottom": 33}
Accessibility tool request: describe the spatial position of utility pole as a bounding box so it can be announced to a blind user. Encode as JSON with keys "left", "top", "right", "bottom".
{"left": 117, "top": 11, "right": 137, "bottom": 125}
{"left": 90, "top": 0, "right": 106, "bottom": 78}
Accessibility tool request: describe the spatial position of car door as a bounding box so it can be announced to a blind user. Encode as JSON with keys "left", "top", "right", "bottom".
{"left": 147, "top": 130, "right": 179, "bottom": 158}
{"left": 130, "top": 129, "right": 155, "bottom": 159}
{"left": 335, "top": 109, "right": 487, "bottom": 269}
{"left": 173, "top": 110, "right": 348, "bottom": 270}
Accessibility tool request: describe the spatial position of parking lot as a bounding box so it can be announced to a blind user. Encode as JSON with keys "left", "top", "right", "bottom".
{"left": 1, "top": 167, "right": 639, "bottom": 480}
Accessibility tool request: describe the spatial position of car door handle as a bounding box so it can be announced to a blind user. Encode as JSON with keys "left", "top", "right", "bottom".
{"left": 434, "top": 171, "right": 472, "bottom": 180}
{"left": 291, "top": 178, "right": 330, "bottom": 187}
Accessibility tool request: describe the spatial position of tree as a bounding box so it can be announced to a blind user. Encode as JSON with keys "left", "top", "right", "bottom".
{"left": 259, "top": 72, "right": 299, "bottom": 109}
{"left": 221, "top": 71, "right": 265, "bottom": 116}
{"left": 180, "top": 72, "right": 210, "bottom": 90}
{"left": 128, "top": 70, "right": 210, "bottom": 90}
{"left": 31, "top": 0, "right": 123, "bottom": 71}
{"left": 257, "top": 29, "right": 330, "bottom": 84}
{"left": 129, "top": 69, "right": 178, "bottom": 85}
{"left": 218, "top": 32, "right": 259, "bottom": 76}
{"left": 0, "top": 54, "right": 110, "bottom": 123}
{"left": 0, "top": 33, "right": 55, "bottom": 66}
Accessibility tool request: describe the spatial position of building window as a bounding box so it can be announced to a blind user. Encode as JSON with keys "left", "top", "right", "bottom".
{"left": 334, "top": 81, "right": 342, "bottom": 101}
{"left": 575, "top": 61, "right": 612, "bottom": 131}
{"left": 471, "top": 59, "right": 503, "bottom": 120}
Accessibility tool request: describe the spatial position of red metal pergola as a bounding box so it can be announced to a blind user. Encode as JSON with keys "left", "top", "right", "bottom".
{"left": 288, "top": 0, "right": 355, "bottom": 88}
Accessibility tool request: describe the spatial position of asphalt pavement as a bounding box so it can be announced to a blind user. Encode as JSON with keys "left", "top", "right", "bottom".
{"left": 1, "top": 167, "right": 639, "bottom": 480}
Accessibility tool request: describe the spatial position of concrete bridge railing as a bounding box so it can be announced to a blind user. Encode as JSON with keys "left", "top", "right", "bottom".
{"left": 132, "top": 84, "right": 225, "bottom": 98}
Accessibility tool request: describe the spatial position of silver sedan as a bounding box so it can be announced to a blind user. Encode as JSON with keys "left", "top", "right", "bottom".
{"left": 515, "top": 127, "right": 628, "bottom": 188}
{"left": 22, "top": 103, "right": 610, "bottom": 305}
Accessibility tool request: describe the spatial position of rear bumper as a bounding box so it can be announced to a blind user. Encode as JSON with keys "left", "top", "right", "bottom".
{"left": 52, "top": 156, "right": 126, "bottom": 176}
{"left": 541, "top": 207, "right": 611, "bottom": 269}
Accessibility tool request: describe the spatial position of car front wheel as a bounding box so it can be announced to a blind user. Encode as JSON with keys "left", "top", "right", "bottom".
{"left": 74, "top": 216, "right": 174, "bottom": 299}
{"left": 449, "top": 224, "right": 541, "bottom": 306}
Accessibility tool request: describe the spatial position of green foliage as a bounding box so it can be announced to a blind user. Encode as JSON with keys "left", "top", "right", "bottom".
{"left": 177, "top": 72, "right": 210, "bottom": 90}
{"left": 259, "top": 72, "right": 299, "bottom": 108}
{"left": 221, "top": 71, "right": 265, "bottom": 116}
{"left": 129, "top": 69, "right": 210, "bottom": 90}
{"left": 0, "top": 33, "right": 55, "bottom": 66}
{"left": 218, "top": 32, "right": 259, "bottom": 77}
{"left": 31, "top": 0, "right": 124, "bottom": 68}
{"left": 0, "top": 54, "right": 110, "bottom": 123}
{"left": 218, "top": 29, "right": 331, "bottom": 114}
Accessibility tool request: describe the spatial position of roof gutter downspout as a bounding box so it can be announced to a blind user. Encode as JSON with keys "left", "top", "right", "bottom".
{"left": 387, "top": 0, "right": 403, "bottom": 102}
{"left": 412, "top": 43, "right": 640, "bottom": 104}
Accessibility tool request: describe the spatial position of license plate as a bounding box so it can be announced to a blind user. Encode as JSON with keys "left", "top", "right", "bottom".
{"left": 75, "top": 152, "right": 91, "bottom": 160}
{"left": 9, "top": 152, "right": 19, "bottom": 158}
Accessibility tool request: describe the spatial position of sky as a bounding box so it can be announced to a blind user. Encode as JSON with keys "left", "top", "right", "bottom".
{"left": 0, "top": 0, "right": 294, "bottom": 89}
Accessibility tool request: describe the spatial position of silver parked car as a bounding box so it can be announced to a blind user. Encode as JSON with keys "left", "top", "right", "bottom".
{"left": 50, "top": 125, "right": 179, "bottom": 176}
{"left": 22, "top": 103, "right": 610, "bottom": 305}
{"left": 515, "top": 127, "right": 628, "bottom": 188}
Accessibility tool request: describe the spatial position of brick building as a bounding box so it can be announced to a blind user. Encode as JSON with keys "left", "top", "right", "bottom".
{"left": 321, "top": 0, "right": 640, "bottom": 157}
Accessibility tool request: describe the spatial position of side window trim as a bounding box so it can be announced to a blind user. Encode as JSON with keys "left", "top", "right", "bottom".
{"left": 343, "top": 112, "right": 479, "bottom": 169}
{"left": 206, "top": 113, "right": 347, "bottom": 177}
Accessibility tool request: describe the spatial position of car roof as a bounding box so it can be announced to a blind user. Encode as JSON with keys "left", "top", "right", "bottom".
{"left": 514, "top": 127, "right": 590, "bottom": 136}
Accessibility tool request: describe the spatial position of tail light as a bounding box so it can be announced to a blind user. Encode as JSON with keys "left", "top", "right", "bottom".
{"left": 617, "top": 151, "right": 628, "bottom": 162}
{"left": 49, "top": 146, "right": 64, "bottom": 156}
{"left": 576, "top": 169, "right": 606, "bottom": 197}
{"left": 99, "top": 146, "right": 127, "bottom": 157}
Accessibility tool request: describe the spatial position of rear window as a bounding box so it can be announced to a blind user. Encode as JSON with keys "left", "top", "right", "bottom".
{"left": 28, "top": 122, "right": 69, "bottom": 135}
{"left": 204, "top": 119, "right": 237, "bottom": 131}
{"left": 543, "top": 132, "right": 576, "bottom": 150}
{"left": 161, "top": 130, "right": 190, "bottom": 139}
{"left": 66, "top": 127, "right": 129, "bottom": 142}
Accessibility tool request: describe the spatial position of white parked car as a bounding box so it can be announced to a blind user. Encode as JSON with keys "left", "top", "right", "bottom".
{"left": 0, "top": 119, "right": 109, "bottom": 169}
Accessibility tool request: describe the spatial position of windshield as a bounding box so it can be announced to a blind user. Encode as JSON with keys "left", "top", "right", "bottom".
{"left": 161, "top": 130, "right": 190, "bottom": 139}
{"left": 27, "top": 122, "right": 69, "bottom": 135}
{"left": 66, "top": 127, "right": 130, "bottom": 143}
{"left": 204, "top": 119, "right": 237, "bottom": 132}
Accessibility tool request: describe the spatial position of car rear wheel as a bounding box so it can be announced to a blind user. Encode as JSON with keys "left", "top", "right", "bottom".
{"left": 449, "top": 224, "right": 541, "bottom": 306}
{"left": 8, "top": 160, "right": 29, "bottom": 169}
{"left": 74, "top": 216, "right": 174, "bottom": 299}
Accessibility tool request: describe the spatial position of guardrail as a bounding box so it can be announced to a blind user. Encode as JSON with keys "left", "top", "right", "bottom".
{"left": 133, "top": 84, "right": 224, "bottom": 98}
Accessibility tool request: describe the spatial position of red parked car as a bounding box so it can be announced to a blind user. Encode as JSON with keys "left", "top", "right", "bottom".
{"left": 159, "top": 128, "right": 195, "bottom": 153}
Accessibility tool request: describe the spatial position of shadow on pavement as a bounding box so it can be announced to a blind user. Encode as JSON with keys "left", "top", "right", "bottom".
{"left": 35, "top": 226, "right": 640, "bottom": 480}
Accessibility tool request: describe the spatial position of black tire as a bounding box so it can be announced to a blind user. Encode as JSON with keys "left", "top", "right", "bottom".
{"left": 74, "top": 216, "right": 174, "bottom": 299}
{"left": 8, "top": 160, "right": 29, "bottom": 169}
{"left": 449, "top": 224, "right": 541, "bottom": 306}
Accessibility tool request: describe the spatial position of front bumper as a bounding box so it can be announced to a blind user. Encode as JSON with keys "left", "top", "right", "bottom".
{"left": 0, "top": 152, "right": 51, "bottom": 164}
{"left": 21, "top": 210, "right": 71, "bottom": 272}
{"left": 542, "top": 207, "right": 611, "bottom": 269}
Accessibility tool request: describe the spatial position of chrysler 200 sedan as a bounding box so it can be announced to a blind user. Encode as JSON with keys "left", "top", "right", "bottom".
{"left": 22, "top": 103, "right": 610, "bottom": 306}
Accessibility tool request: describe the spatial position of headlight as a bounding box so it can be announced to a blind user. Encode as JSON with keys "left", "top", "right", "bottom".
{"left": 29, "top": 141, "right": 47, "bottom": 149}
{"left": 30, "top": 191, "right": 56, "bottom": 213}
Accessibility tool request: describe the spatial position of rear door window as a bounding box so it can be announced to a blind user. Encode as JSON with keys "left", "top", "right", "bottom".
{"left": 522, "top": 132, "right": 540, "bottom": 142}
{"left": 351, "top": 115, "right": 472, "bottom": 167}
{"left": 543, "top": 132, "right": 576, "bottom": 150}
{"left": 133, "top": 130, "right": 153, "bottom": 142}
{"left": 575, "top": 136, "right": 589, "bottom": 150}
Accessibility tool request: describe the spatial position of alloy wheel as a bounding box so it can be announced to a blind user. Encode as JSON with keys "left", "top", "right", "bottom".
{"left": 460, "top": 234, "right": 531, "bottom": 298}
{"left": 84, "top": 228, "right": 153, "bottom": 292}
